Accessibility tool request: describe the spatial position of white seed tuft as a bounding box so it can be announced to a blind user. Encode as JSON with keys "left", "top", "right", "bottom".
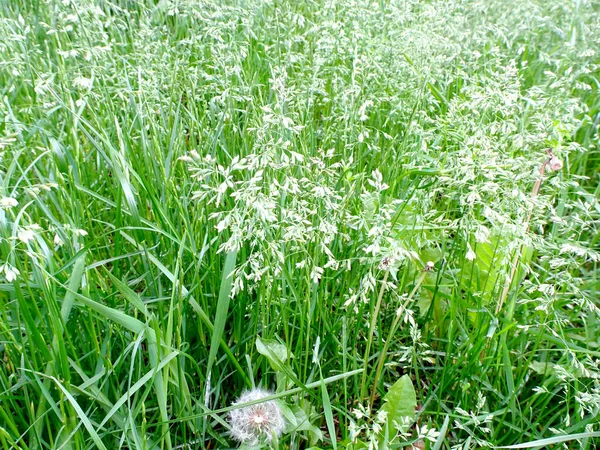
{"left": 228, "top": 388, "right": 285, "bottom": 446}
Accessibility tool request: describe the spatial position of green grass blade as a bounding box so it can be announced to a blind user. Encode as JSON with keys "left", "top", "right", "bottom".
{"left": 496, "top": 432, "right": 600, "bottom": 449}
{"left": 205, "top": 250, "right": 237, "bottom": 393}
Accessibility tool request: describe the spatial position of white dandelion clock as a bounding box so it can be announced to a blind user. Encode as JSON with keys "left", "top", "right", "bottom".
{"left": 228, "top": 388, "right": 285, "bottom": 447}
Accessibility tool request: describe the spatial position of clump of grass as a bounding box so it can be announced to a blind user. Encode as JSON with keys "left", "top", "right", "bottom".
{"left": 0, "top": 0, "right": 599, "bottom": 449}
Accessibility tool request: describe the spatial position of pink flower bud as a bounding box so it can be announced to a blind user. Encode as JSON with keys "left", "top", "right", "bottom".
{"left": 548, "top": 156, "right": 563, "bottom": 171}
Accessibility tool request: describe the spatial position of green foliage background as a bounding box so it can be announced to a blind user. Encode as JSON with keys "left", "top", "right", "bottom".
{"left": 0, "top": 0, "right": 598, "bottom": 448}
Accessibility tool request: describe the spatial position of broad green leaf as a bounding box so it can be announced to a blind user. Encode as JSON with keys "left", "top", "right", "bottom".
{"left": 416, "top": 247, "right": 443, "bottom": 315}
{"left": 256, "top": 336, "right": 290, "bottom": 371}
{"left": 460, "top": 234, "right": 507, "bottom": 304}
{"left": 379, "top": 374, "right": 416, "bottom": 442}
{"left": 279, "top": 403, "right": 323, "bottom": 443}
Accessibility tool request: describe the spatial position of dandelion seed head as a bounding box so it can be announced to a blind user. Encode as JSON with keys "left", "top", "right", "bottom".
{"left": 228, "top": 388, "right": 285, "bottom": 446}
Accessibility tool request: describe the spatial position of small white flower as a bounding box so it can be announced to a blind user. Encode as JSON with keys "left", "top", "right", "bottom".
{"left": 466, "top": 190, "right": 480, "bottom": 206}
{"left": 216, "top": 219, "right": 229, "bottom": 233}
{"left": 39, "top": 182, "right": 58, "bottom": 191}
{"left": 474, "top": 225, "right": 490, "bottom": 243}
{"left": 0, "top": 197, "right": 18, "bottom": 209}
{"left": 74, "top": 228, "right": 88, "bottom": 237}
{"left": 310, "top": 265, "right": 324, "bottom": 284}
{"left": 418, "top": 424, "right": 441, "bottom": 442}
{"left": 18, "top": 228, "right": 36, "bottom": 243}
{"left": 228, "top": 388, "right": 285, "bottom": 446}
{"left": 1, "top": 263, "right": 20, "bottom": 282}
{"left": 466, "top": 244, "right": 476, "bottom": 261}
{"left": 54, "top": 234, "right": 64, "bottom": 247}
{"left": 352, "top": 408, "right": 365, "bottom": 420}
{"left": 73, "top": 76, "right": 93, "bottom": 89}
{"left": 368, "top": 169, "right": 389, "bottom": 192}
{"left": 178, "top": 155, "right": 194, "bottom": 163}
{"left": 349, "top": 420, "right": 360, "bottom": 441}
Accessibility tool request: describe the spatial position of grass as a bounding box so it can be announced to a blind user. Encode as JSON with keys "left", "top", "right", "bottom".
{"left": 0, "top": 0, "right": 599, "bottom": 449}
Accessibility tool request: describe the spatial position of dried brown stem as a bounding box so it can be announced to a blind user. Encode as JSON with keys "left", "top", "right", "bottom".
{"left": 495, "top": 149, "right": 556, "bottom": 315}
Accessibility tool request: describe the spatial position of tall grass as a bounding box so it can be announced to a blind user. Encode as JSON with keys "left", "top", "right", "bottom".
{"left": 0, "top": 0, "right": 598, "bottom": 449}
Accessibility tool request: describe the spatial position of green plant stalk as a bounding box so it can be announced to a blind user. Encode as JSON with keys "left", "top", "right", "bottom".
{"left": 369, "top": 271, "right": 427, "bottom": 408}
{"left": 360, "top": 270, "right": 390, "bottom": 400}
{"left": 495, "top": 153, "right": 552, "bottom": 315}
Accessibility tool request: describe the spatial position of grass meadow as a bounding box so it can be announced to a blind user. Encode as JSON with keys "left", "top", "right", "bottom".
{"left": 0, "top": 0, "right": 599, "bottom": 448}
